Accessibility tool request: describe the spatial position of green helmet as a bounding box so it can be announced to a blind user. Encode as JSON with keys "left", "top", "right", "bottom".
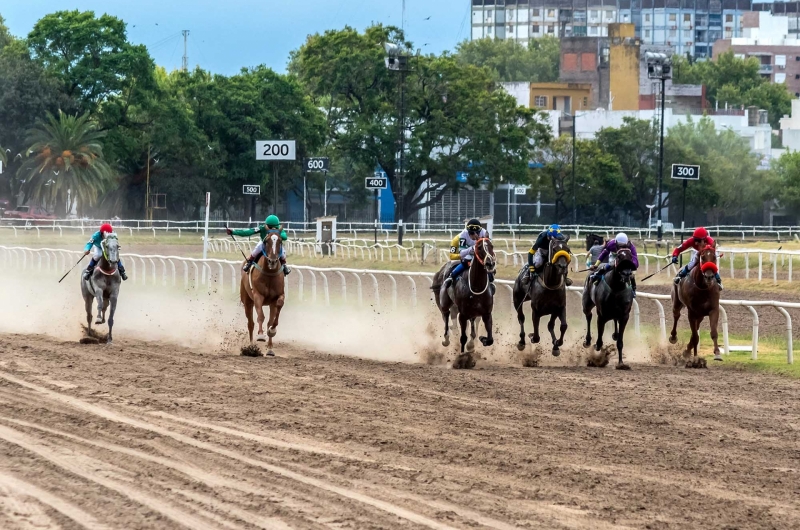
{"left": 265, "top": 215, "right": 280, "bottom": 228}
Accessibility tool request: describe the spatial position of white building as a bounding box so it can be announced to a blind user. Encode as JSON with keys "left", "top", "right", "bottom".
{"left": 779, "top": 98, "right": 800, "bottom": 151}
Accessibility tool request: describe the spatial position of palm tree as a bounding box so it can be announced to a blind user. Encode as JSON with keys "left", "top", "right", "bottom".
{"left": 17, "top": 111, "right": 115, "bottom": 216}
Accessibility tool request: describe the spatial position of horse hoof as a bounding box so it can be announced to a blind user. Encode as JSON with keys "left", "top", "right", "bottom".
{"left": 442, "top": 338, "right": 450, "bottom": 347}
{"left": 267, "top": 327, "right": 277, "bottom": 338}
{"left": 256, "top": 335, "right": 267, "bottom": 342}
{"left": 466, "top": 341, "right": 475, "bottom": 353}
{"left": 451, "top": 353, "right": 476, "bottom": 370}
{"left": 612, "top": 332, "right": 618, "bottom": 341}
{"left": 516, "top": 342, "right": 525, "bottom": 352}
{"left": 94, "top": 319, "right": 102, "bottom": 325}
{"left": 266, "top": 350, "right": 275, "bottom": 357}
{"left": 669, "top": 335, "right": 678, "bottom": 345}
{"left": 479, "top": 336, "right": 493, "bottom": 347}
{"left": 583, "top": 340, "right": 591, "bottom": 348}
{"left": 713, "top": 354, "right": 724, "bottom": 362}
{"left": 551, "top": 348, "right": 560, "bottom": 357}
{"left": 685, "top": 357, "right": 708, "bottom": 369}
{"left": 615, "top": 362, "right": 631, "bottom": 370}
{"left": 594, "top": 344, "right": 602, "bottom": 352}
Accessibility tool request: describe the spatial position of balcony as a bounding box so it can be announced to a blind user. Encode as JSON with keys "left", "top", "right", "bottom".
{"left": 759, "top": 64, "right": 773, "bottom": 73}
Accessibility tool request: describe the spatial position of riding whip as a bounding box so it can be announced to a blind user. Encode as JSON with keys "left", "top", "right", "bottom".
{"left": 640, "top": 261, "right": 674, "bottom": 282}
{"left": 58, "top": 253, "right": 87, "bottom": 283}
{"left": 227, "top": 229, "right": 250, "bottom": 261}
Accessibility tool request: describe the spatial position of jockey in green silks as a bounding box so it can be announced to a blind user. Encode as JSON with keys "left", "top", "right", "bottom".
{"left": 226, "top": 214, "right": 290, "bottom": 275}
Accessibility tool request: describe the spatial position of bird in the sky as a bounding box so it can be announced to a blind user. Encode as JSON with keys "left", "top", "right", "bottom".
{"left": 424, "top": 16, "right": 431, "bottom": 20}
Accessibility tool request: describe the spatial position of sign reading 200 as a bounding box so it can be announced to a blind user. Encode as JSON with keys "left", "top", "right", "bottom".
{"left": 255, "top": 140, "right": 296, "bottom": 161}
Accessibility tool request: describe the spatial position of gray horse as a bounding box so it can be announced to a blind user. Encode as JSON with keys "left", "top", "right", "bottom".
{"left": 80, "top": 234, "right": 122, "bottom": 343}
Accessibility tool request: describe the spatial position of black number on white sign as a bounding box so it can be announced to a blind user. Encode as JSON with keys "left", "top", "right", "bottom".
{"left": 263, "top": 144, "right": 290, "bottom": 157}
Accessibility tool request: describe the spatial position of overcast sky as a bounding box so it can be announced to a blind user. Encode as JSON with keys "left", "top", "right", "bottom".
{"left": 3, "top": 0, "right": 470, "bottom": 75}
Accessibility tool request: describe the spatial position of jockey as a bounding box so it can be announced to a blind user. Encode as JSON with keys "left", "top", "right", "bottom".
{"left": 528, "top": 224, "right": 572, "bottom": 286}
{"left": 443, "top": 218, "right": 493, "bottom": 290}
{"left": 589, "top": 232, "right": 639, "bottom": 297}
{"left": 83, "top": 223, "right": 127, "bottom": 281}
{"left": 672, "top": 226, "right": 723, "bottom": 290}
{"left": 227, "top": 214, "right": 290, "bottom": 275}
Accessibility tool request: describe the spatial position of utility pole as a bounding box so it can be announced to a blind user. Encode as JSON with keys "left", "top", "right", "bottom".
{"left": 181, "top": 30, "right": 189, "bottom": 72}
{"left": 571, "top": 112, "right": 577, "bottom": 225}
{"left": 145, "top": 144, "right": 151, "bottom": 222}
{"left": 646, "top": 52, "right": 672, "bottom": 243}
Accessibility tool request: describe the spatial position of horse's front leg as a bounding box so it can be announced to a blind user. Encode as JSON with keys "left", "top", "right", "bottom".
{"left": 557, "top": 307, "right": 568, "bottom": 348}
{"left": 441, "top": 305, "right": 451, "bottom": 347}
{"left": 84, "top": 293, "right": 93, "bottom": 330}
{"left": 479, "top": 312, "right": 493, "bottom": 347}
{"left": 252, "top": 292, "right": 267, "bottom": 342}
{"left": 595, "top": 316, "right": 608, "bottom": 352}
{"left": 516, "top": 297, "right": 527, "bottom": 351}
{"left": 670, "top": 295, "right": 683, "bottom": 345}
{"left": 106, "top": 293, "right": 118, "bottom": 344}
{"left": 546, "top": 314, "right": 560, "bottom": 356}
{"left": 458, "top": 313, "right": 469, "bottom": 355}
{"left": 709, "top": 309, "right": 722, "bottom": 361}
{"left": 529, "top": 307, "right": 541, "bottom": 344}
{"left": 615, "top": 316, "right": 631, "bottom": 370}
{"left": 94, "top": 290, "right": 104, "bottom": 325}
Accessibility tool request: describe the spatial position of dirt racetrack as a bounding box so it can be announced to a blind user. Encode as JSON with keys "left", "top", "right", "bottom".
{"left": 0, "top": 331, "right": 798, "bottom": 530}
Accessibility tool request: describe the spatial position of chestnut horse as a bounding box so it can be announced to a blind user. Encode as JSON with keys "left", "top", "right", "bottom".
{"left": 432, "top": 238, "right": 496, "bottom": 368}
{"left": 240, "top": 231, "right": 285, "bottom": 356}
{"left": 582, "top": 248, "right": 635, "bottom": 369}
{"left": 670, "top": 247, "right": 722, "bottom": 366}
{"left": 512, "top": 237, "right": 571, "bottom": 356}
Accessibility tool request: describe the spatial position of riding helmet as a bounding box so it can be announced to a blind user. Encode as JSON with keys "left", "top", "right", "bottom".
{"left": 100, "top": 223, "right": 113, "bottom": 234}
{"left": 547, "top": 224, "right": 563, "bottom": 239}
{"left": 693, "top": 227, "right": 709, "bottom": 239}
{"left": 615, "top": 232, "right": 629, "bottom": 246}
{"left": 265, "top": 215, "right": 280, "bottom": 228}
{"left": 467, "top": 218, "right": 482, "bottom": 231}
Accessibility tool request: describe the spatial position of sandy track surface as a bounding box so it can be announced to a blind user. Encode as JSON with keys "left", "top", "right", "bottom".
{"left": 0, "top": 334, "right": 798, "bottom": 529}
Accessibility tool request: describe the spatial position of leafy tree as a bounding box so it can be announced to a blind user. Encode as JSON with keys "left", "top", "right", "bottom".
{"left": 595, "top": 118, "right": 659, "bottom": 223}
{"left": 455, "top": 36, "right": 560, "bottom": 83}
{"left": 672, "top": 51, "right": 790, "bottom": 128}
{"left": 17, "top": 111, "right": 115, "bottom": 216}
{"left": 769, "top": 151, "right": 800, "bottom": 215}
{"left": 0, "top": 14, "right": 12, "bottom": 49}
{"left": 291, "top": 25, "right": 551, "bottom": 222}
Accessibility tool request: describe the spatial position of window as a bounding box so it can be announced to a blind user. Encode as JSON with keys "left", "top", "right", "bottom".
{"left": 547, "top": 9, "right": 555, "bottom": 17}
{"left": 532, "top": 8, "right": 540, "bottom": 17}
{"left": 776, "top": 55, "right": 787, "bottom": 67}
{"left": 669, "top": 29, "right": 677, "bottom": 37}
{"left": 532, "top": 24, "right": 540, "bottom": 33}
{"left": 724, "top": 29, "right": 732, "bottom": 38}
{"left": 669, "top": 13, "right": 677, "bottom": 22}
{"left": 697, "top": 15, "right": 708, "bottom": 26}
{"left": 796, "top": 92, "right": 800, "bottom": 97}
{"left": 589, "top": 26, "right": 598, "bottom": 35}
{"left": 582, "top": 97, "right": 588, "bottom": 108}
{"left": 683, "top": 30, "right": 690, "bottom": 38}
{"left": 507, "top": 25, "right": 513, "bottom": 33}
{"left": 645, "top": 13, "right": 651, "bottom": 22}
{"left": 591, "top": 10, "right": 599, "bottom": 18}
{"left": 547, "top": 24, "right": 555, "bottom": 33}
{"left": 606, "top": 10, "right": 615, "bottom": 20}
{"left": 623, "top": 13, "right": 629, "bottom": 21}
{"left": 726, "top": 14, "right": 733, "bottom": 23}
{"left": 776, "top": 73, "right": 786, "bottom": 83}
{"left": 795, "top": 74, "right": 799, "bottom": 79}
{"left": 684, "top": 13, "right": 691, "bottom": 22}
{"left": 645, "top": 29, "right": 651, "bottom": 38}
{"left": 534, "top": 96, "right": 547, "bottom": 107}
{"left": 487, "top": 26, "right": 493, "bottom": 33}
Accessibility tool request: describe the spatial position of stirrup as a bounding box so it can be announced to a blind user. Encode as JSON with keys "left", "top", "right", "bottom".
{"left": 243, "top": 261, "right": 253, "bottom": 272}
{"left": 673, "top": 275, "right": 682, "bottom": 285}
{"left": 83, "top": 268, "right": 94, "bottom": 280}
{"left": 565, "top": 277, "right": 573, "bottom": 287}
{"left": 283, "top": 265, "right": 291, "bottom": 276}
{"left": 120, "top": 270, "right": 128, "bottom": 281}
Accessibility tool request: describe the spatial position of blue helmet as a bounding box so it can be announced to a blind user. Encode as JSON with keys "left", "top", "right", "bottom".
{"left": 547, "top": 224, "right": 564, "bottom": 239}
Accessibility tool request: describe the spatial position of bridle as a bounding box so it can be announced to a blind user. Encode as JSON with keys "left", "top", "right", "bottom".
{"left": 98, "top": 234, "right": 119, "bottom": 275}
{"left": 468, "top": 237, "right": 495, "bottom": 296}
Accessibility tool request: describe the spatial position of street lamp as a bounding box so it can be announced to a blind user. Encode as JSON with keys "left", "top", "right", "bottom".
{"left": 646, "top": 203, "right": 656, "bottom": 235}
{"left": 646, "top": 51, "right": 672, "bottom": 243}
{"left": 563, "top": 112, "right": 582, "bottom": 225}
{"left": 384, "top": 42, "right": 410, "bottom": 244}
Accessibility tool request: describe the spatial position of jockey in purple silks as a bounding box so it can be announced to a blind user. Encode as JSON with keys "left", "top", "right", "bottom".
{"left": 589, "top": 232, "right": 639, "bottom": 297}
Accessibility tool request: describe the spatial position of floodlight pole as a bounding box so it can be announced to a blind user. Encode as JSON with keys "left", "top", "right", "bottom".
{"left": 657, "top": 75, "right": 666, "bottom": 243}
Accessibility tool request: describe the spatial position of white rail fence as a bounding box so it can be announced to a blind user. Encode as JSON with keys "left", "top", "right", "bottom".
{"left": 0, "top": 245, "right": 794, "bottom": 365}
{"left": 4, "top": 219, "right": 800, "bottom": 242}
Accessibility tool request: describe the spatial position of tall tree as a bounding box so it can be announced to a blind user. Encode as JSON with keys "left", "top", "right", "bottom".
{"left": 767, "top": 151, "right": 800, "bottom": 217}
{"left": 17, "top": 111, "right": 115, "bottom": 216}
{"left": 455, "top": 36, "right": 560, "bottom": 83}
{"left": 291, "top": 25, "right": 551, "bottom": 222}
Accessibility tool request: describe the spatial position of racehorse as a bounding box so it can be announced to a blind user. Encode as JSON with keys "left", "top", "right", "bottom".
{"left": 513, "top": 237, "right": 571, "bottom": 356}
{"left": 670, "top": 247, "right": 722, "bottom": 366}
{"left": 582, "top": 248, "right": 635, "bottom": 369}
{"left": 81, "top": 233, "right": 122, "bottom": 344}
{"left": 240, "top": 231, "right": 285, "bottom": 356}
{"left": 432, "top": 238, "right": 496, "bottom": 368}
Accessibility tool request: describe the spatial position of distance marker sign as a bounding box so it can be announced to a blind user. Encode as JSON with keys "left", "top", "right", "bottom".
{"left": 242, "top": 185, "right": 260, "bottom": 195}
{"left": 365, "top": 176, "right": 388, "bottom": 189}
{"left": 304, "top": 157, "right": 330, "bottom": 172}
{"left": 671, "top": 164, "right": 700, "bottom": 180}
{"left": 256, "top": 140, "right": 296, "bottom": 160}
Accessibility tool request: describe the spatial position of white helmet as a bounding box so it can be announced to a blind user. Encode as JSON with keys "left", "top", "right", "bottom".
{"left": 615, "top": 232, "right": 629, "bottom": 245}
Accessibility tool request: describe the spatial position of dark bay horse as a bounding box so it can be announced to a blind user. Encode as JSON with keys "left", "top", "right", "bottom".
{"left": 670, "top": 247, "right": 722, "bottom": 366}
{"left": 81, "top": 233, "right": 122, "bottom": 344}
{"left": 432, "top": 238, "right": 496, "bottom": 368}
{"left": 240, "top": 231, "right": 285, "bottom": 356}
{"left": 582, "top": 248, "right": 635, "bottom": 369}
{"left": 513, "top": 238, "right": 571, "bottom": 356}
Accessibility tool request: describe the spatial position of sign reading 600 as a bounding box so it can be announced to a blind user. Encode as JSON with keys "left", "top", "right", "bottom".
{"left": 255, "top": 140, "right": 296, "bottom": 161}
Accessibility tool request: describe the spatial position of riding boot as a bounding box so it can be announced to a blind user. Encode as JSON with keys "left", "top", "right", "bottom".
{"left": 83, "top": 259, "right": 97, "bottom": 280}
{"left": 631, "top": 276, "right": 637, "bottom": 298}
{"left": 243, "top": 259, "right": 254, "bottom": 272}
{"left": 715, "top": 273, "right": 723, "bottom": 291}
{"left": 118, "top": 263, "right": 128, "bottom": 281}
{"left": 565, "top": 276, "right": 573, "bottom": 287}
{"left": 673, "top": 266, "right": 689, "bottom": 285}
{"left": 280, "top": 257, "right": 291, "bottom": 276}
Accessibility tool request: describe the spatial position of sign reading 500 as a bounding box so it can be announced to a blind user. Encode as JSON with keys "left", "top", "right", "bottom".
{"left": 256, "top": 140, "right": 296, "bottom": 161}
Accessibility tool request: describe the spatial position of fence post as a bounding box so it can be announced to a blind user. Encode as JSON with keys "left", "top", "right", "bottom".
{"left": 652, "top": 299, "right": 666, "bottom": 343}
{"left": 334, "top": 271, "right": 347, "bottom": 303}
{"left": 309, "top": 270, "right": 317, "bottom": 303}
{"left": 745, "top": 253, "right": 750, "bottom": 279}
{"left": 774, "top": 306, "right": 793, "bottom": 364}
{"left": 746, "top": 305, "right": 759, "bottom": 360}
{"left": 719, "top": 305, "right": 730, "bottom": 356}
{"left": 351, "top": 272, "right": 363, "bottom": 306}
{"left": 758, "top": 252, "right": 763, "bottom": 282}
{"left": 296, "top": 269, "right": 304, "bottom": 302}
{"left": 406, "top": 275, "right": 417, "bottom": 307}
{"left": 632, "top": 299, "right": 640, "bottom": 336}
{"left": 319, "top": 271, "right": 330, "bottom": 306}
{"left": 729, "top": 252, "right": 734, "bottom": 279}
{"left": 367, "top": 273, "right": 380, "bottom": 309}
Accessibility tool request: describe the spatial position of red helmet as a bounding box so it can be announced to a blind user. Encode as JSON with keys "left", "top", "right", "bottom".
{"left": 100, "top": 223, "right": 113, "bottom": 234}
{"left": 693, "top": 227, "right": 709, "bottom": 239}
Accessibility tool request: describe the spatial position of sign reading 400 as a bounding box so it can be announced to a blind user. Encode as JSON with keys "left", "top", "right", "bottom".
{"left": 256, "top": 140, "right": 296, "bottom": 161}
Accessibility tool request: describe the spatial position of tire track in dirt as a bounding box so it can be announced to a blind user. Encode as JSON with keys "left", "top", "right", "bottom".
{"left": 0, "top": 417, "right": 297, "bottom": 530}
{"left": 0, "top": 370, "right": 466, "bottom": 530}
{"left": 0, "top": 423, "right": 225, "bottom": 530}
{"left": 0, "top": 471, "right": 110, "bottom": 530}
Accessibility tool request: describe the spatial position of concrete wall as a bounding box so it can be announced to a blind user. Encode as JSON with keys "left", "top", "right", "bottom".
{"left": 559, "top": 37, "right": 610, "bottom": 109}
{"left": 608, "top": 23, "right": 640, "bottom": 111}
{"left": 499, "top": 82, "right": 531, "bottom": 108}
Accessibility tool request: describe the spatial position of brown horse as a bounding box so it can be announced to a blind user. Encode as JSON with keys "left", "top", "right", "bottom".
{"left": 240, "top": 231, "right": 285, "bottom": 356}
{"left": 512, "top": 237, "right": 571, "bottom": 356}
{"left": 670, "top": 247, "right": 722, "bottom": 367}
{"left": 432, "top": 238, "right": 496, "bottom": 368}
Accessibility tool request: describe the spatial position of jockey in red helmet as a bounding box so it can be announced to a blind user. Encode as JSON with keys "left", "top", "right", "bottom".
{"left": 83, "top": 223, "right": 127, "bottom": 281}
{"left": 671, "top": 226, "right": 721, "bottom": 289}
